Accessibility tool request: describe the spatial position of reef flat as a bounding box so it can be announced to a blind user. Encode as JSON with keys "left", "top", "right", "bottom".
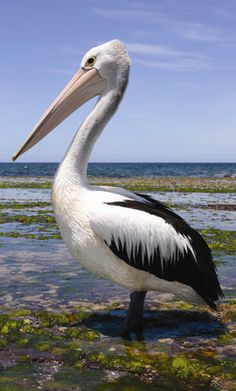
{"left": 0, "top": 175, "right": 235, "bottom": 192}
{"left": 0, "top": 176, "right": 235, "bottom": 390}
{"left": 0, "top": 302, "right": 235, "bottom": 390}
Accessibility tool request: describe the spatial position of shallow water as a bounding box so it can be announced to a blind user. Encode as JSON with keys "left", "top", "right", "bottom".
{"left": 174, "top": 208, "right": 236, "bottom": 231}
{"left": 0, "top": 187, "right": 235, "bottom": 308}
{"left": 0, "top": 237, "right": 168, "bottom": 309}
{"left": 150, "top": 191, "right": 236, "bottom": 205}
{"left": 0, "top": 237, "right": 235, "bottom": 310}
{"left": 1, "top": 188, "right": 236, "bottom": 204}
{"left": 0, "top": 187, "right": 51, "bottom": 202}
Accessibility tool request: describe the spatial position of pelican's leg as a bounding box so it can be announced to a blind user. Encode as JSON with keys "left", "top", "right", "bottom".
{"left": 123, "top": 291, "right": 147, "bottom": 331}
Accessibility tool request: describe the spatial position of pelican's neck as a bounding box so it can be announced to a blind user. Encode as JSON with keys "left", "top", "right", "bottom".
{"left": 55, "top": 88, "right": 122, "bottom": 188}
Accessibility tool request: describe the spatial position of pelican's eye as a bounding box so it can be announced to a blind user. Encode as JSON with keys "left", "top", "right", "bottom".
{"left": 85, "top": 56, "right": 96, "bottom": 68}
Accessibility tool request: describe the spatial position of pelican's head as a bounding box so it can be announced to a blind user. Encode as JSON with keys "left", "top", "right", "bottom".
{"left": 12, "top": 39, "right": 130, "bottom": 161}
{"left": 81, "top": 40, "right": 130, "bottom": 90}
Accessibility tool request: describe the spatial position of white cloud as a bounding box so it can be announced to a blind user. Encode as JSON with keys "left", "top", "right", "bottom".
{"left": 126, "top": 42, "right": 209, "bottom": 71}
{"left": 94, "top": 7, "right": 154, "bottom": 19}
{"left": 174, "top": 21, "right": 229, "bottom": 43}
{"left": 94, "top": 6, "right": 235, "bottom": 44}
{"left": 126, "top": 43, "right": 188, "bottom": 57}
{"left": 134, "top": 57, "right": 209, "bottom": 72}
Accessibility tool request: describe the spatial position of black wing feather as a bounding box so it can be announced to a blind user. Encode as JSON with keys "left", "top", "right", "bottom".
{"left": 105, "top": 193, "right": 223, "bottom": 308}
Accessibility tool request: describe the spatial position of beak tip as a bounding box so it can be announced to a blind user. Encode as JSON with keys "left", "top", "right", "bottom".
{"left": 12, "top": 154, "right": 18, "bottom": 161}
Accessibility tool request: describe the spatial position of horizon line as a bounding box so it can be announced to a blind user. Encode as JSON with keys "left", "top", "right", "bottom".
{"left": 1, "top": 161, "right": 235, "bottom": 164}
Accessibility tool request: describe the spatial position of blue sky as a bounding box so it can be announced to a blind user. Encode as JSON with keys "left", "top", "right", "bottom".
{"left": 1, "top": 0, "right": 236, "bottom": 162}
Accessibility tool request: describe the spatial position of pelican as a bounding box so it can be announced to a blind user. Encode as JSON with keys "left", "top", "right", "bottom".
{"left": 13, "top": 40, "right": 223, "bottom": 330}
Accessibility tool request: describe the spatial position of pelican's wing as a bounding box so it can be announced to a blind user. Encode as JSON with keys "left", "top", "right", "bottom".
{"left": 89, "top": 193, "right": 223, "bottom": 308}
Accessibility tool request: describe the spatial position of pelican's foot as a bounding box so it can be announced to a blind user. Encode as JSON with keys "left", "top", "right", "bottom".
{"left": 122, "top": 315, "right": 145, "bottom": 334}
{"left": 121, "top": 291, "right": 147, "bottom": 334}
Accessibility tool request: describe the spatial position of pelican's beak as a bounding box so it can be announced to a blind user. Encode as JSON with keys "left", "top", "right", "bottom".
{"left": 12, "top": 68, "right": 106, "bottom": 161}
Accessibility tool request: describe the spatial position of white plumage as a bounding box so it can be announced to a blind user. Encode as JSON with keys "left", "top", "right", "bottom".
{"left": 89, "top": 190, "right": 196, "bottom": 266}
{"left": 51, "top": 181, "right": 200, "bottom": 301}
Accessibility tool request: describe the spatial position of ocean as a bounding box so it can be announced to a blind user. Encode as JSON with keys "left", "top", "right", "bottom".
{"left": 0, "top": 162, "right": 235, "bottom": 178}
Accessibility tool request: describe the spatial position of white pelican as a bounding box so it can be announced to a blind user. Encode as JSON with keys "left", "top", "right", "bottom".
{"left": 13, "top": 40, "right": 223, "bottom": 330}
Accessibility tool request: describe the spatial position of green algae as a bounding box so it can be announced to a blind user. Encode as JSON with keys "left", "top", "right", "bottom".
{"left": 89, "top": 176, "right": 236, "bottom": 194}
{"left": 219, "top": 301, "right": 236, "bottom": 322}
{"left": 34, "top": 310, "right": 89, "bottom": 327}
{"left": 1, "top": 175, "right": 235, "bottom": 192}
{"left": 201, "top": 229, "right": 236, "bottom": 255}
{"left": 0, "top": 202, "right": 51, "bottom": 210}
{"left": 171, "top": 356, "right": 205, "bottom": 380}
{"left": 169, "top": 202, "right": 236, "bottom": 211}
{"left": 64, "top": 327, "right": 100, "bottom": 341}
{"left": 0, "top": 305, "right": 235, "bottom": 390}
{"left": 0, "top": 232, "right": 61, "bottom": 240}
{"left": 61, "top": 347, "right": 235, "bottom": 388}
{"left": 12, "top": 310, "right": 31, "bottom": 317}
{"left": 0, "top": 206, "right": 61, "bottom": 240}
{"left": 0, "top": 213, "right": 56, "bottom": 225}
{"left": 122, "top": 184, "right": 236, "bottom": 193}
{"left": 0, "top": 309, "right": 97, "bottom": 358}
{"left": 0, "top": 181, "right": 52, "bottom": 189}
{"left": 217, "top": 332, "right": 234, "bottom": 344}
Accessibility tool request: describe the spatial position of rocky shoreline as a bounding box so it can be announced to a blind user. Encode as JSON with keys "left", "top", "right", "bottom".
{"left": 0, "top": 176, "right": 235, "bottom": 390}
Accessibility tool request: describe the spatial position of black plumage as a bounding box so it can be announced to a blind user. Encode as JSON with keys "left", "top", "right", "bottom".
{"left": 105, "top": 194, "right": 223, "bottom": 309}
